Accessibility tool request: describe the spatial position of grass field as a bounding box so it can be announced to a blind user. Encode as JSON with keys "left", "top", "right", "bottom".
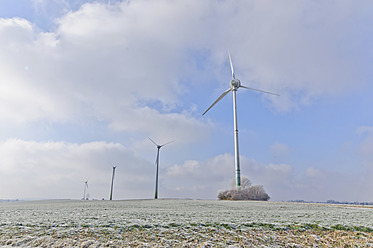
{"left": 0, "top": 199, "right": 372, "bottom": 247}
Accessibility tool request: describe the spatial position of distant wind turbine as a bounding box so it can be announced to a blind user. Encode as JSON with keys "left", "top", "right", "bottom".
{"left": 148, "top": 137, "right": 174, "bottom": 199}
{"left": 202, "top": 51, "right": 279, "bottom": 188}
{"left": 82, "top": 180, "right": 89, "bottom": 200}
{"left": 109, "top": 166, "right": 117, "bottom": 201}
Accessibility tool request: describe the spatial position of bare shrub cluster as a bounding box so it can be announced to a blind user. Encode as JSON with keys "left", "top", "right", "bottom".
{"left": 218, "top": 177, "right": 270, "bottom": 201}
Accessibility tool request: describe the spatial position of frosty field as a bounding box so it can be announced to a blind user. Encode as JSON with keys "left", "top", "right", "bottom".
{"left": 0, "top": 199, "right": 373, "bottom": 247}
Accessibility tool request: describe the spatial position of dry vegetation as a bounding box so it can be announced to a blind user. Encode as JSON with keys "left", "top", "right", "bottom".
{"left": 1, "top": 224, "right": 373, "bottom": 247}
{"left": 0, "top": 199, "right": 372, "bottom": 247}
{"left": 218, "top": 177, "right": 270, "bottom": 201}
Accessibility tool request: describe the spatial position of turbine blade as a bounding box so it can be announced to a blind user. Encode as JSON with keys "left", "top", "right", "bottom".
{"left": 202, "top": 88, "right": 231, "bottom": 116}
{"left": 240, "top": 85, "right": 280, "bottom": 96}
{"left": 160, "top": 140, "right": 175, "bottom": 147}
{"left": 148, "top": 137, "right": 158, "bottom": 146}
{"left": 228, "top": 50, "right": 235, "bottom": 79}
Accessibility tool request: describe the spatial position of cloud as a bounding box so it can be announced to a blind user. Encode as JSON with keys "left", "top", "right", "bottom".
{"left": 108, "top": 107, "right": 209, "bottom": 145}
{"left": 1, "top": 139, "right": 372, "bottom": 202}
{"left": 357, "top": 126, "right": 373, "bottom": 167}
{"left": 1, "top": 0, "right": 372, "bottom": 127}
{"left": 0, "top": 139, "right": 154, "bottom": 199}
{"left": 205, "top": 1, "right": 373, "bottom": 111}
{"left": 0, "top": 2, "right": 211, "bottom": 142}
{"left": 164, "top": 153, "right": 294, "bottom": 200}
{"left": 357, "top": 126, "right": 373, "bottom": 137}
{"left": 243, "top": 160, "right": 296, "bottom": 201}
{"left": 167, "top": 160, "right": 200, "bottom": 177}
{"left": 1, "top": 0, "right": 373, "bottom": 202}
{"left": 269, "top": 142, "right": 291, "bottom": 159}
{"left": 164, "top": 154, "right": 240, "bottom": 199}
{"left": 305, "top": 167, "right": 325, "bottom": 179}
{"left": 164, "top": 153, "right": 373, "bottom": 202}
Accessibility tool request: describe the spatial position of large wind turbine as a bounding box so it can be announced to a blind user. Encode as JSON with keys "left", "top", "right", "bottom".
{"left": 148, "top": 137, "right": 174, "bottom": 199}
{"left": 202, "top": 51, "right": 279, "bottom": 188}
{"left": 82, "top": 180, "right": 89, "bottom": 200}
{"left": 109, "top": 166, "right": 117, "bottom": 201}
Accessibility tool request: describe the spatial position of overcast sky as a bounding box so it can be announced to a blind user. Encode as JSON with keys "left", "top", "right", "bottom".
{"left": 0, "top": 0, "right": 372, "bottom": 202}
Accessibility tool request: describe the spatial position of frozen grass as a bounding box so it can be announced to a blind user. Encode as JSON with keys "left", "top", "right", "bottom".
{"left": 0, "top": 199, "right": 373, "bottom": 247}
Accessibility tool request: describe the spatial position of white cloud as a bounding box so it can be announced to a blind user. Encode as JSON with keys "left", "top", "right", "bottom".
{"left": 167, "top": 160, "right": 200, "bottom": 177}
{"left": 164, "top": 154, "right": 235, "bottom": 199}
{"left": 243, "top": 160, "right": 296, "bottom": 201}
{"left": 164, "top": 153, "right": 373, "bottom": 202}
{"left": 1, "top": 139, "right": 372, "bottom": 202}
{"left": 357, "top": 126, "right": 373, "bottom": 137}
{"left": 205, "top": 1, "right": 373, "bottom": 111}
{"left": 0, "top": 2, "right": 210, "bottom": 141}
{"left": 357, "top": 126, "right": 373, "bottom": 167}
{"left": 1, "top": 0, "right": 371, "bottom": 126}
{"left": 164, "top": 154, "right": 295, "bottom": 200}
{"left": 0, "top": 139, "right": 154, "bottom": 199}
{"left": 269, "top": 142, "right": 291, "bottom": 159}
{"left": 1, "top": 0, "right": 372, "bottom": 202}
{"left": 107, "top": 107, "right": 209, "bottom": 145}
{"left": 305, "top": 167, "right": 325, "bottom": 178}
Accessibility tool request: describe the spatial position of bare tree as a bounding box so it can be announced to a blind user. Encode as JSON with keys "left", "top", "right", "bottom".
{"left": 218, "top": 176, "right": 270, "bottom": 201}
{"left": 231, "top": 176, "right": 252, "bottom": 189}
{"left": 248, "top": 185, "right": 270, "bottom": 201}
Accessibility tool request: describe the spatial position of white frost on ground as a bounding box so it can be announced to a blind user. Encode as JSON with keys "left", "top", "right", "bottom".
{"left": 0, "top": 199, "right": 372, "bottom": 247}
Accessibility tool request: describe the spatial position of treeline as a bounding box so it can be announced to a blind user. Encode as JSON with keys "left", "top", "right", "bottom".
{"left": 218, "top": 177, "right": 270, "bottom": 201}
{"left": 289, "top": 199, "right": 373, "bottom": 206}
{"left": 327, "top": 200, "right": 373, "bottom": 206}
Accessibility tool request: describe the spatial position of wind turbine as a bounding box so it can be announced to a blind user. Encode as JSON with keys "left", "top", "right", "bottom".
{"left": 148, "top": 137, "right": 174, "bottom": 199}
{"left": 202, "top": 51, "right": 279, "bottom": 188}
{"left": 109, "top": 166, "right": 117, "bottom": 201}
{"left": 82, "top": 180, "right": 89, "bottom": 200}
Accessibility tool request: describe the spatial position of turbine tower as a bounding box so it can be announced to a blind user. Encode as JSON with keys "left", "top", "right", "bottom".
{"left": 82, "top": 180, "right": 89, "bottom": 200}
{"left": 148, "top": 137, "right": 174, "bottom": 199}
{"left": 109, "top": 166, "right": 117, "bottom": 201}
{"left": 202, "top": 51, "right": 279, "bottom": 187}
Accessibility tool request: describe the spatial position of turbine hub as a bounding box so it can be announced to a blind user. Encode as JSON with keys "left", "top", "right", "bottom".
{"left": 230, "top": 78, "right": 241, "bottom": 89}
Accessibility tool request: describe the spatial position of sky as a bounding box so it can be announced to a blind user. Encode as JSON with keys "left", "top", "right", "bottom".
{"left": 0, "top": 0, "right": 372, "bottom": 202}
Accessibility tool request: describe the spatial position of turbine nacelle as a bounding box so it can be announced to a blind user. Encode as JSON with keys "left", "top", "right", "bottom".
{"left": 230, "top": 78, "right": 241, "bottom": 89}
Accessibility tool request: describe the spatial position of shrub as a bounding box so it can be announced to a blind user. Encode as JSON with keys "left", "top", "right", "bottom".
{"left": 218, "top": 177, "right": 270, "bottom": 201}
